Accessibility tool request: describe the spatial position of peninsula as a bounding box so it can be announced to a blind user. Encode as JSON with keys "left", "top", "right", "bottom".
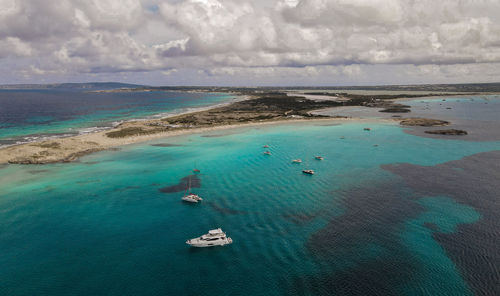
{"left": 0, "top": 91, "right": 467, "bottom": 164}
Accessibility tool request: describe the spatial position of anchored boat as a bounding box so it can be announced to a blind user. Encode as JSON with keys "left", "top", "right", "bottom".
{"left": 186, "top": 228, "right": 233, "bottom": 247}
{"left": 182, "top": 176, "right": 202, "bottom": 203}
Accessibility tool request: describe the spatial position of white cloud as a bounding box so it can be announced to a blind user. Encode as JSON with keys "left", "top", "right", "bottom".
{"left": 0, "top": 37, "right": 32, "bottom": 57}
{"left": 0, "top": 0, "right": 499, "bottom": 84}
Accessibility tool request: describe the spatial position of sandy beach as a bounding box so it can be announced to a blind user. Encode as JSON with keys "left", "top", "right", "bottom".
{"left": 0, "top": 115, "right": 390, "bottom": 164}
{"left": 3, "top": 89, "right": 457, "bottom": 165}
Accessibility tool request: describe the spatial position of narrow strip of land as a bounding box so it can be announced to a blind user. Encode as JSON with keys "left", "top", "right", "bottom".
{"left": 0, "top": 91, "right": 462, "bottom": 164}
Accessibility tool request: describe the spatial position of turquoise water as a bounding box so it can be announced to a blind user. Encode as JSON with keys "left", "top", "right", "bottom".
{"left": 1, "top": 119, "right": 500, "bottom": 295}
{"left": 399, "top": 196, "right": 480, "bottom": 295}
{"left": 0, "top": 89, "right": 234, "bottom": 146}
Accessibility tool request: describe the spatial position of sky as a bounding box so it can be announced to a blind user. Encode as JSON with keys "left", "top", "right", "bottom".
{"left": 1, "top": 0, "right": 500, "bottom": 86}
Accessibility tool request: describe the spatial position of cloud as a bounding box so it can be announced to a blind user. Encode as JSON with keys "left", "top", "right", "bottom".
{"left": 0, "top": 0, "right": 499, "bottom": 84}
{"left": 0, "top": 37, "right": 32, "bottom": 57}
{"left": 153, "top": 0, "right": 500, "bottom": 67}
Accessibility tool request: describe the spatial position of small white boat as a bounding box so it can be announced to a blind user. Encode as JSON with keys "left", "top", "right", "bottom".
{"left": 182, "top": 176, "right": 202, "bottom": 203}
{"left": 302, "top": 169, "right": 315, "bottom": 175}
{"left": 292, "top": 159, "right": 302, "bottom": 163}
{"left": 182, "top": 193, "right": 203, "bottom": 203}
{"left": 314, "top": 156, "right": 324, "bottom": 160}
{"left": 186, "top": 228, "right": 233, "bottom": 247}
{"left": 264, "top": 151, "right": 271, "bottom": 155}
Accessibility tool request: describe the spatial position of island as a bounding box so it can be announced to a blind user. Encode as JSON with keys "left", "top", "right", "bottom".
{"left": 424, "top": 129, "right": 468, "bottom": 135}
{"left": 399, "top": 118, "right": 450, "bottom": 127}
{"left": 0, "top": 91, "right": 469, "bottom": 164}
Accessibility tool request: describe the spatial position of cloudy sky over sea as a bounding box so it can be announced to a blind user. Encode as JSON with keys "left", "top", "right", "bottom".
{"left": 1, "top": 0, "right": 500, "bottom": 85}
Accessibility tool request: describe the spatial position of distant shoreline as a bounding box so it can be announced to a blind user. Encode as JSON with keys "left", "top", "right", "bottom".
{"left": 0, "top": 117, "right": 388, "bottom": 165}
{"left": 0, "top": 91, "right": 490, "bottom": 164}
{"left": 0, "top": 92, "right": 244, "bottom": 150}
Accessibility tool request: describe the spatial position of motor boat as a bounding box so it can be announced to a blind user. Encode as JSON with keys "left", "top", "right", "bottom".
{"left": 186, "top": 228, "right": 233, "bottom": 247}
{"left": 302, "top": 170, "right": 315, "bottom": 175}
{"left": 314, "top": 156, "right": 324, "bottom": 160}
{"left": 264, "top": 151, "right": 271, "bottom": 155}
{"left": 292, "top": 159, "right": 302, "bottom": 163}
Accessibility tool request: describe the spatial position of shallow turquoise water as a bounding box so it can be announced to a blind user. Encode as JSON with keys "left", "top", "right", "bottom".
{"left": 399, "top": 196, "right": 480, "bottom": 295}
{"left": 0, "top": 89, "right": 234, "bottom": 146}
{"left": 1, "top": 120, "right": 499, "bottom": 295}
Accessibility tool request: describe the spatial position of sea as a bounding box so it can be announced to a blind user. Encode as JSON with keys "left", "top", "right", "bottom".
{"left": 0, "top": 92, "right": 499, "bottom": 296}
{"left": 0, "top": 87, "right": 236, "bottom": 147}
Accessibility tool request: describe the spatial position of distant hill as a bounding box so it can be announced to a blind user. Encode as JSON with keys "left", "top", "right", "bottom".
{"left": 0, "top": 82, "right": 148, "bottom": 90}
{"left": 285, "top": 82, "right": 500, "bottom": 93}
{"left": 105, "top": 82, "right": 500, "bottom": 93}
{"left": 1, "top": 82, "right": 499, "bottom": 93}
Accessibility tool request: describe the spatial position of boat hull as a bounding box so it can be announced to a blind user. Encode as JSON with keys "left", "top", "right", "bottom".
{"left": 182, "top": 194, "right": 202, "bottom": 203}
{"left": 186, "top": 238, "right": 233, "bottom": 247}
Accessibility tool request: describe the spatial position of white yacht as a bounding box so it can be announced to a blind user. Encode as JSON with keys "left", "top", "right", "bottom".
{"left": 292, "top": 159, "right": 302, "bottom": 163}
{"left": 186, "top": 228, "right": 233, "bottom": 247}
{"left": 182, "top": 193, "right": 203, "bottom": 203}
{"left": 182, "top": 176, "right": 202, "bottom": 203}
{"left": 302, "top": 169, "right": 315, "bottom": 175}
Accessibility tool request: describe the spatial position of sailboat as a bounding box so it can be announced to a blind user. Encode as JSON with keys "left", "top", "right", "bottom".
{"left": 182, "top": 175, "right": 203, "bottom": 203}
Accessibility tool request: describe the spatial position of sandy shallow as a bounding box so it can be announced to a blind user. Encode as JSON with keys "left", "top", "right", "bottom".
{"left": 0, "top": 116, "right": 392, "bottom": 164}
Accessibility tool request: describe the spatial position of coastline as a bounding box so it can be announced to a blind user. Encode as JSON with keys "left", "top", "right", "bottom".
{"left": 0, "top": 116, "right": 390, "bottom": 164}
{"left": 0, "top": 92, "right": 244, "bottom": 149}
{"left": 2, "top": 90, "right": 482, "bottom": 165}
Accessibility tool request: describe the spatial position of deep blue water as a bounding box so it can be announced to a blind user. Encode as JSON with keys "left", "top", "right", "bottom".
{"left": 0, "top": 89, "right": 234, "bottom": 146}
{"left": 1, "top": 95, "right": 499, "bottom": 295}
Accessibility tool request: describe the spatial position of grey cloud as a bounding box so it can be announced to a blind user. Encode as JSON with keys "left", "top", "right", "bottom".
{"left": 0, "top": 0, "right": 499, "bottom": 84}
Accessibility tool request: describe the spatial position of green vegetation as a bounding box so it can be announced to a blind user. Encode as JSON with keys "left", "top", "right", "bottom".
{"left": 106, "top": 127, "right": 167, "bottom": 138}
{"left": 400, "top": 118, "right": 450, "bottom": 127}
{"left": 32, "top": 142, "right": 61, "bottom": 149}
{"left": 161, "top": 94, "right": 340, "bottom": 127}
{"left": 425, "top": 129, "right": 468, "bottom": 135}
